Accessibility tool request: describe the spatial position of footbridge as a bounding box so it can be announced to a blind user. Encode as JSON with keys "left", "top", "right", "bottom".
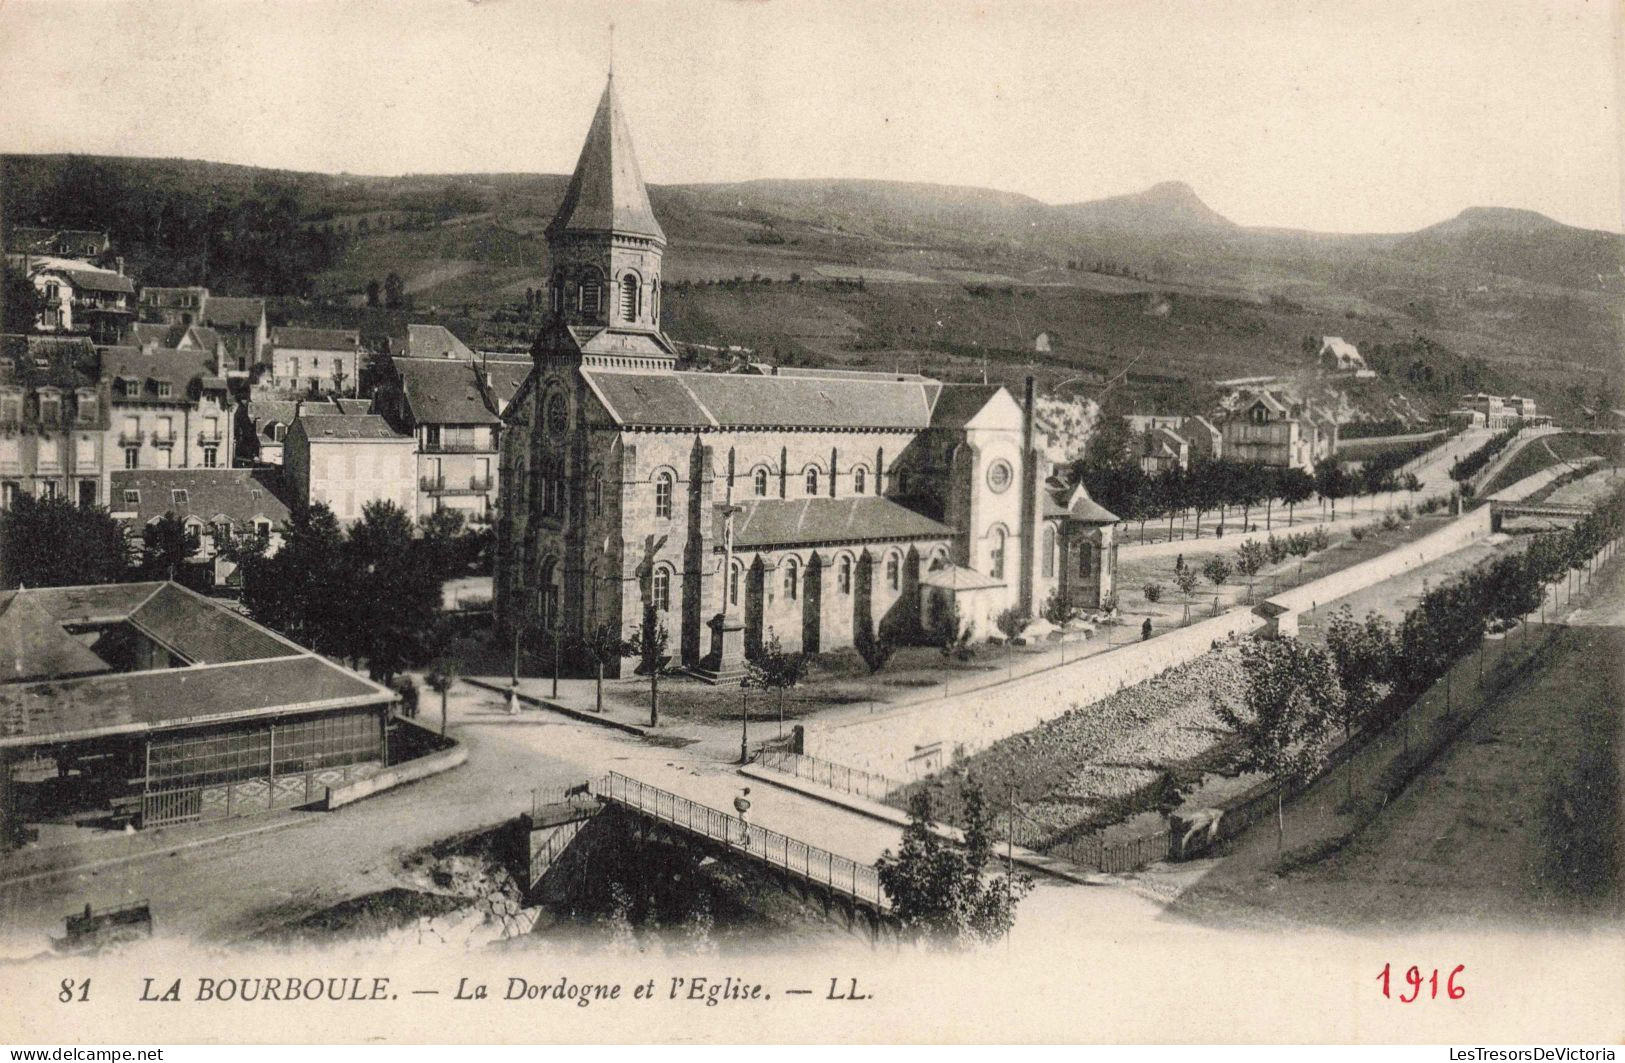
{"left": 522, "top": 772, "right": 892, "bottom": 932}
{"left": 1489, "top": 498, "right": 1590, "bottom": 532}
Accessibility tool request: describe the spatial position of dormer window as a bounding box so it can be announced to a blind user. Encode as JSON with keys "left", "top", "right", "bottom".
{"left": 76, "top": 390, "right": 97, "bottom": 422}
{"left": 0, "top": 390, "right": 19, "bottom": 423}
{"left": 172, "top": 489, "right": 189, "bottom": 506}
{"left": 155, "top": 382, "right": 172, "bottom": 399}
{"left": 38, "top": 391, "right": 61, "bottom": 423}
{"left": 123, "top": 489, "right": 140, "bottom": 506}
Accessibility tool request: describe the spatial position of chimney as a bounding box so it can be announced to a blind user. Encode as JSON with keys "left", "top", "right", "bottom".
{"left": 115, "top": 256, "right": 125, "bottom": 277}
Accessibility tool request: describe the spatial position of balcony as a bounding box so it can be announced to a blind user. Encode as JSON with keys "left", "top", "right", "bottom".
{"left": 151, "top": 431, "right": 176, "bottom": 447}
{"left": 421, "top": 440, "right": 496, "bottom": 454}
{"left": 421, "top": 475, "right": 495, "bottom": 495}
{"left": 117, "top": 432, "right": 144, "bottom": 447}
{"left": 198, "top": 430, "right": 223, "bottom": 445}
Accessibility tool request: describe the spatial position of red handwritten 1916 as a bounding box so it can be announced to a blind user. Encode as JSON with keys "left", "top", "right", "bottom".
{"left": 1377, "top": 964, "right": 1466, "bottom": 1002}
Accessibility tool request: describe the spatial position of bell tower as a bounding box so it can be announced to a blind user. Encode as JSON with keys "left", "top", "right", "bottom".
{"left": 538, "top": 75, "right": 674, "bottom": 369}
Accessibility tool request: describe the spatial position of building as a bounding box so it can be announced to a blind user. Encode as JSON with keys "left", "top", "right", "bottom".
{"left": 135, "top": 289, "right": 268, "bottom": 378}
{"left": 0, "top": 581, "right": 396, "bottom": 842}
{"left": 239, "top": 397, "right": 301, "bottom": 465}
{"left": 405, "top": 323, "right": 475, "bottom": 361}
{"left": 14, "top": 257, "right": 135, "bottom": 343}
{"left": 1122, "top": 414, "right": 1223, "bottom": 472}
{"left": 267, "top": 327, "right": 363, "bottom": 395}
{"left": 137, "top": 286, "right": 210, "bottom": 326}
{"left": 375, "top": 357, "right": 501, "bottom": 524}
{"left": 9, "top": 228, "right": 112, "bottom": 261}
{"left": 496, "top": 78, "right": 1119, "bottom": 676}
{"left": 283, "top": 412, "right": 417, "bottom": 524}
{"left": 1318, "top": 336, "right": 1374, "bottom": 377}
{"left": 1221, "top": 390, "right": 1335, "bottom": 471}
{"left": 0, "top": 336, "right": 110, "bottom": 509}
{"left": 101, "top": 345, "right": 234, "bottom": 473}
{"left": 109, "top": 468, "right": 293, "bottom": 586}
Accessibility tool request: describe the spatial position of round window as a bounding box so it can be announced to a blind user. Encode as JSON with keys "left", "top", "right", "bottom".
{"left": 986, "top": 459, "right": 1013, "bottom": 493}
{"left": 546, "top": 394, "right": 568, "bottom": 435}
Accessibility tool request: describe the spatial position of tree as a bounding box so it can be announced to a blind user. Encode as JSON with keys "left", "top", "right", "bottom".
{"left": 1201, "top": 556, "right": 1232, "bottom": 588}
{"left": 743, "top": 628, "right": 809, "bottom": 735}
{"left": 0, "top": 494, "right": 131, "bottom": 589}
{"left": 2, "top": 264, "right": 45, "bottom": 333}
{"left": 874, "top": 784, "right": 1034, "bottom": 948}
{"left": 344, "top": 500, "right": 441, "bottom": 681}
{"left": 580, "top": 622, "right": 627, "bottom": 713}
{"left": 426, "top": 659, "right": 461, "bottom": 737}
{"left": 1324, "top": 606, "right": 1397, "bottom": 797}
{"left": 1215, "top": 638, "right": 1343, "bottom": 851}
{"left": 366, "top": 278, "right": 381, "bottom": 308}
{"left": 1277, "top": 467, "right": 1315, "bottom": 524}
{"left": 1143, "top": 582, "right": 1163, "bottom": 604}
{"left": 1174, "top": 564, "right": 1200, "bottom": 623}
{"left": 419, "top": 507, "right": 468, "bottom": 582}
{"left": 141, "top": 512, "right": 193, "bottom": 580}
{"left": 624, "top": 603, "right": 670, "bottom": 727}
{"left": 240, "top": 502, "right": 349, "bottom": 653}
{"left": 1315, "top": 462, "right": 1350, "bottom": 518}
{"left": 383, "top": 271, "right": 406, "bottom": 309}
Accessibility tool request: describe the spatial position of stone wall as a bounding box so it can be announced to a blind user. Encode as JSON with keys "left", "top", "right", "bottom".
{"left": 809, "top": 505, "right": 1497, "bottom": 779}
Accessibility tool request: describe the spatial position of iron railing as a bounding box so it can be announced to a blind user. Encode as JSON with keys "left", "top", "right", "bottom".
{"left": 596, "top": 771, "right": 887, "bottom": 909}
{"left": 755, "top": 750, "right": 904, "bottom": 802}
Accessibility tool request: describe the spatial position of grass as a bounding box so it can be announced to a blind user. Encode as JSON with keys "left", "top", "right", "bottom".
{"left": 1481, "top": 433, "right": 1607, "bottom": 496}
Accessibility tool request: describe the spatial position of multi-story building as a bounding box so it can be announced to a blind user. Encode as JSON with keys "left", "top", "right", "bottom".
{"left": 9, "top": 228, "right": 112, "bottom": 261}
{"left": 496, "top": 78, "right": 1120, "bottom": 677}
{"left": 267, "top": 327, "right": 363, "bottom": 395}
{"left": 283, "top": 412, "right": 417, "bottom": 524}
{"left": 375, "top": 357, "right": 501, "bottom": 525}
{"left": 100, "top": 345, "right": 234, "bottom": 475}
{"left": 15, "top": 257, "right": 135, "bottom": 343}
{"left": 135, "top": 288, "right": 268, "bottom": 378}
{"left": 0, "top": 336, "right": 109, "bottom": 509}
{"left": 109, "top": 467, "right": 293, "bottom": 586}
{"left": 1221, "top": 391, "right": 1335, "bottom": 471}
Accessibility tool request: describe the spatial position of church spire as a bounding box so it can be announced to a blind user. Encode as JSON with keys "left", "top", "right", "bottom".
{"left": 546, "top": 77, "right": 665, "bottom": 245}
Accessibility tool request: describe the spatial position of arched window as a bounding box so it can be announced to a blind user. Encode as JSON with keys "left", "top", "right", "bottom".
{"left": 729, "top": 561, "right": 741, "bottom": 607}
{"left": 838, "top": 556, "right": 852, "bottom": 594}
{"left": 652, "top": 566, "right": 671, "bottom": 612}
{"left": 651, "top": 277, "right": 660, "bottom": 322}
{"left": 805, "top": 467, "right": 819, "bottom": 496}
{"left": 654, "top": 471, "right": 673, "bottom": 518}
{"left": 753, "top": 468, "right": 769, "bottom": 497}
{"left": 1042, "top": 525, "right": 1057, "bottom": 578}
{"left": 579, "top": 271, "right": 602, "bottom": 314}
{"left": 886, "top": 552, "right": 900, "bottom": 591}
{"left": 783, "top": 558, "right": 799, "bottom": 601}
{"left": 619, "top": 273, "right": 639, "bottom": 321}
{"left": 852, "top": 466, "right": 867, "bottom": 495}
{"left": 989, "top": 527, "right": 1007, "bottom": 580}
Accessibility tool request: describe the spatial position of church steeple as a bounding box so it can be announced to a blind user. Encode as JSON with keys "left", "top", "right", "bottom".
{"left": 547, "top": 77, "right": 665, "bottom": 245}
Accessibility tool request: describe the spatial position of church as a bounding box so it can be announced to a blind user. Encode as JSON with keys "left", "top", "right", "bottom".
{"left": 494, "top": 78, "right": 1120, "bottom": 678}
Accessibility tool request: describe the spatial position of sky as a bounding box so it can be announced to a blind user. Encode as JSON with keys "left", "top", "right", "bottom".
{"left": 0, "top": 0, "right": 1620, "bottom": 233}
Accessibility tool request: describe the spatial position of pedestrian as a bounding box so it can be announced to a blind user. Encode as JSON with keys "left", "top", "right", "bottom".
{"left": 1141, "top": 617, "right": 1153, "bottom": 642}
{"left": 733, "top": 787, "right": 752, "bottom": 845}
{"left": 1175, "top": 553, "right": 1184, "bottom": 572}
{"left": 506, "top": 684, "right": 520, "bottom": 717}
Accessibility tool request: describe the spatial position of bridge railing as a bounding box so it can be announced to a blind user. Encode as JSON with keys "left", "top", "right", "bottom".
{"left": 596, "top": 771, "right": 887, "bottom": 909}
{"left": 754, "top": 750, "right": 905, "bottom": 802}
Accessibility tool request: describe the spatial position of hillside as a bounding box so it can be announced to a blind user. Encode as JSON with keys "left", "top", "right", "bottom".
{"left": 3, "top": 153, "right": 1620, "bottom": 420}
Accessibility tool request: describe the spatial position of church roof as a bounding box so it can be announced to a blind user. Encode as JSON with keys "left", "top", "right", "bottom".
{"left": 546, "top": 78, "right": 666, "bottom": 244}
{"left": 581, "top": 368, "right": 942, "bottom": 430}
{"left": 726, "top": 496, "right": 953, "bottom": 550}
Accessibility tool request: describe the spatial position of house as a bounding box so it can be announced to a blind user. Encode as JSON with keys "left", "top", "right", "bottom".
{"left": 0, "top": 335, "right": 109, "bottom": 509}
{"left": 1221, "top": 390, "right": 1329, "bottom": 471}
{"left": 239, "top": 398, "right": 302, "bottom": 466}
{"left": 9, "top": 228, "right": 112, "bottom": 261}
{"left": 267, "top": 327, "right": 362, "bottom": 395}
{"left": 15, "top": 257, "right": 135, "bottom": 343}
{"left": 496, "top": 77, "right": 1120, "bottom": 676}
{"left": 1318, "top": 336, "right": 1373, "bottom": 377}
{"left": 199, "top": 297, "right": 268, "bottom": 377}
{"left": 137, "top": 286, "right": 210, "bottom": 326}
{"left": 1122, "top": 414, "right": 1222, "bottom": 470}
{"left": 100, "top": 345, "right": 234, "bottom": 474}
{"left": 375, "top": 357, "right": 501, "bottom": 524}
{"left": 109, "top": 467, "right": 293, "bottom": 586}
{"left": 405, "top": 323, "right": 475, "bottom": 360}
{"left": 0, "top": 581, "right": 395, "bottom": 844}
{"left": 283, "top": 412, "right": 417, "bottom": 523}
